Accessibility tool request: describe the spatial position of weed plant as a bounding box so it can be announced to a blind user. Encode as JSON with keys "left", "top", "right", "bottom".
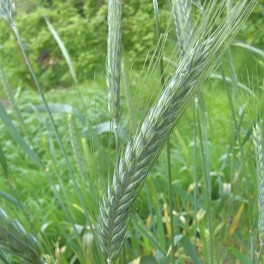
{"left": 0, "top": 0, "right": 263, "bottom": 263}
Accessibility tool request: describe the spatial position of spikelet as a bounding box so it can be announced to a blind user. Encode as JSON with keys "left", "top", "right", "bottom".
{"left": 253, "top": 122, "right": 264, "bottom": 245}
{"left": 107, "top": 0, "right": 122, "bottom": 128}
{"left": 172, "top": 0, "right": 193, "bottom": 57}
{"left": 98, "top": 35, "right": 213, "bottom": 262}
{"left": 0, "top": 0, "right": 14, "bottom": 21}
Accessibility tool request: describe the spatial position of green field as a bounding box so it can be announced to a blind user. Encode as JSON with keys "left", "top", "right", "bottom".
{"left": 0, "top": 1, "right": 264, "bottom": 263}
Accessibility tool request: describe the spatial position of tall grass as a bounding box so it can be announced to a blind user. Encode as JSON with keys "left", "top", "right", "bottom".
{"left": 0, "top": 0, "right": 261, "bottom": 263}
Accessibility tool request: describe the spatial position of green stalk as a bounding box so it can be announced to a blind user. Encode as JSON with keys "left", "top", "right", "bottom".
{"left": 153, "top": 0, "right": 175, "bottom": 258}
{"left": 258, "top": 245, "right": 263, "bottom": 264}
{"left": 171, "top": 0, "right": 194, "bottom": 256}
{"left": 193, "top": 99, "right": 198, "bottom": 247}
{"left": 197, "top": 95, "right": 215, "bottom": 264}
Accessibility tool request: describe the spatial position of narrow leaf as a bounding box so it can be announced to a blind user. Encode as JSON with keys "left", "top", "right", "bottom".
{"left": 228, "top": 203, "right": 245, "bottom": 237}
{"left": 174, "top": 235, "right": 202, "bottom": 264}
{"left": 0, "top": 191, "right": 20, "bottom": 205}
{"left": 228, "top": 247, "right": 251, "bottom": 264}
{"left": 0, "top": 102, "right": 42, "bottom": 167}
{"left": 23, "top": 103, "right": 86, "bottom": 125}
{"left": 0, "top": 143, "right": 8, "bottom": 178}
{"left": 44, "top": 16, "right": 77, "bottom": 84}
{"left": 232, "top": 42, "right": 264, "bottom": 59}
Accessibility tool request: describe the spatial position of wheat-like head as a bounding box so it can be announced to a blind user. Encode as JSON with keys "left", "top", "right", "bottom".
{"left": 172, "top": 0, "right": 193, "bottom": 57}
{"left": 98, "top": 1, "right": 257, "bottom": 262}
{"left": 0, "top": 0, "right": 14, "bottom": 21}
{"left": 98, "top": 36, "right": 212, "bottom": 262}
{"left": 107, "top": 0, "right": 122, "bottom": 127}
{"left": 253, "top": 122, "right": 264, "bottom": 245}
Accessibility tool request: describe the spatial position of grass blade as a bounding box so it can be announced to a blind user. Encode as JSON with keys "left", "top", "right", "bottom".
{"left": 44, "top": 16, "right": 77, "bottom": 84}
{"left": 0, "top": 102, "right": 42, "bottom": 167}
{"left": 232, "top": 41, "right": 264, "bottom": 59}
{"left": 0, "top": 143, "right": 8, "bottom": 178}
{"left": 253, "top": 122, "right": 264, "bottom": 262}
{"left": 174, "top": 234, "right": 202, "bottom": 264}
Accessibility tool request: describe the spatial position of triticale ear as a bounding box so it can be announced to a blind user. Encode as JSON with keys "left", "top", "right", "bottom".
{"left": 97, "top": 1, "right": 258, "bottom": 262}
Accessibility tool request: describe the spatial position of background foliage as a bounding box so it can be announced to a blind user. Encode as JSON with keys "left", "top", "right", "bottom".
{"left": 0, "top": 0, "right": 167, "bottom": 91}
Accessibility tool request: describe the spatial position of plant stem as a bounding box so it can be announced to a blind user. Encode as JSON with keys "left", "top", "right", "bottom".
{"left": 193, "top": 99, "right": 198, "bottom": 247}
{"left": 153, "top": 0, "right": 175, "bottom": 257}
{"left": 197, "top": 95, "right": 215, "bottom": 263}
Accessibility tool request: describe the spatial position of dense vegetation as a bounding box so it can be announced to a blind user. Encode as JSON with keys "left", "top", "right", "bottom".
{"left": 0, "top": 0, "right": 264, "bottom": 263}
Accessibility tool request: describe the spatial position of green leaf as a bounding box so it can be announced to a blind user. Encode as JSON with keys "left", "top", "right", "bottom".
{"left": 233, "top": 42, "right": 264, "bottom": 59}
{"left": 0, "top": 102, "right": 42, "bottom": 167}
{"left": 174, "top": 235, "right": 202, "bottom": 264}
{"left": 228, "top": 247, "right": 251, "bottom": 264}
{"left": 0, "top": 191, "right": 20, "bottom": 205}
{"left": 210, "top": 73, "right": 256, "bottom": 98}
{"left": 141, "top": 256, "right": 158, "bottom": 264}
{"left": 133, "top": 214, "right": 166, "bottom": 255}
{"left": 44, "top": 16, "right": 77, "bottom": 84}
{"left": 0, "top": 143, "right": 8, "bottom": 178}
{"left": 23, "top": 103, "right": 86, "bottom": 125}
{"left": 91, "top": 121, "right": 128, "bottom": 140}
{"left": 0, "top": 249, "right": 9, "bottom": 264}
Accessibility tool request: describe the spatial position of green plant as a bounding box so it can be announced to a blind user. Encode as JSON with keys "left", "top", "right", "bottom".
{"left": 98, "top": 1, "right": 257, "bottom": 263}
{"left": 0, "top": 0, "right": 262, "bottom": 263}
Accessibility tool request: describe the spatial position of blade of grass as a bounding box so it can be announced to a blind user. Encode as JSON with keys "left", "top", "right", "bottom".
{"left": 232, "top": 42, "right": 264, "bottom": 59}
{"left": 153, "top": 0, "right": 174, "bottom": 258}
{"left": 0, "top": 143, "right": 8, "bottom": 179}
{"left": 133, "top": 214, "right": 166, "bottom": 255}
{"left": 174, "top": 234, "right": 202, "bottom": 264}
{"left": 193, "top": 99, "right": 199, "bottom": 248}
{"left": 210, "top": 73, "right": 256, "bottom": 98}
{"left": 44, "top": 16, "right": 77, "bottom": 84}
{"left": 0, "top": 102, "right": 42, "bottom": 167}
{"left": 0, "top": 191, "right": 20, "bottom": 206}
{"left": 196, "top": 95, "right": 215, "bottom": 263}
{"left": 23, "top": 103, "right": 86, "bottom": 125}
